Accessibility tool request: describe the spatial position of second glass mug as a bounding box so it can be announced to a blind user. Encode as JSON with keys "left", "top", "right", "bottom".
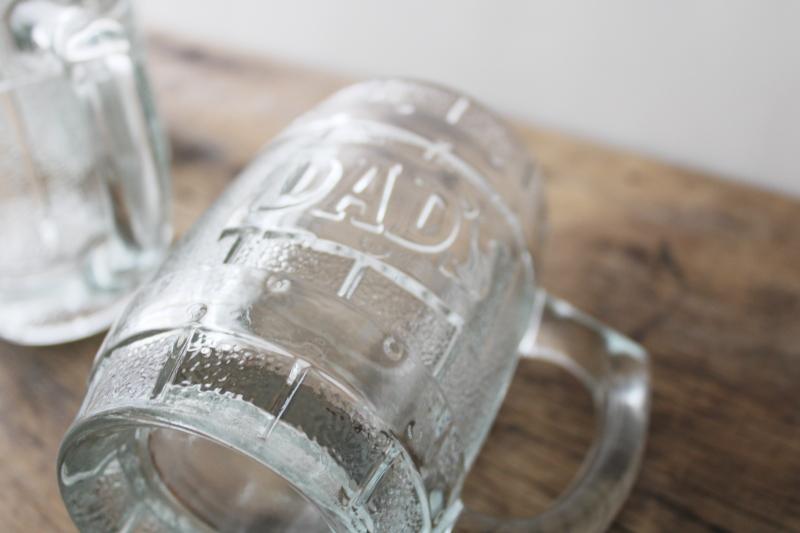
{"left": 59, "top": 80, "right": 649, "bottom": 532}
{"left": 0, "top": 0, "right": 170, "bottom": 345}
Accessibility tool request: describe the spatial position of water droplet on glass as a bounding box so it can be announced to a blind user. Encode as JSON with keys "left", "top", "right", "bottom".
{"left": 405, "top": 420, "right": 416, "bottom": 440}
{"left": 382, "top": 335, "right": 405, "bottom": 362}
{"left": 337, "top": 487, "right": 350, "bottom": 506}
{"left": 266, "top": 275, "right": 291, "bottom": 293}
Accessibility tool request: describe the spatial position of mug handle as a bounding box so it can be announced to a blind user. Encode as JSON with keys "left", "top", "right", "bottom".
{"left": 455, "top": 289, "right": 650, "bottom": 532}
{"left": 11, "top": 1, "right": 169, "bottom": 262}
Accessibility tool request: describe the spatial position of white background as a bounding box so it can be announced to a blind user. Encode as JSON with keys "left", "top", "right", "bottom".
{"left": 138, "top": 0, "right": 800, "bottom": 197}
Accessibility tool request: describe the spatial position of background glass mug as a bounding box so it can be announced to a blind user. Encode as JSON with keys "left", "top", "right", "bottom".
{"left": 0, "top": 0, "right": 170, "bottom": 345}
{"left": 58, "top": 80, "right": 649, "bottom": 532}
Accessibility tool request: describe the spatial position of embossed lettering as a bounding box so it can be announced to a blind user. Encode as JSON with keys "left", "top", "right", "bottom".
{"left": 312, "top": 163, "right": 463, "bottom": 254}
{"left": 256, "top": 157, "right": 343, "bottom": 211}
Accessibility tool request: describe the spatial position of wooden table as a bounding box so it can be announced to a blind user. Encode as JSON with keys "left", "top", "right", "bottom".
{"left": 1, "top": 37, "right": 798, "bottom": 532}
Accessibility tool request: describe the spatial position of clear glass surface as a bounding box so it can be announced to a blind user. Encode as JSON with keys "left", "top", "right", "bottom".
{"left": 0, "top": 0, "right": 170, "bottom": 345}
{"left": 59, "top": 80, "right": 648, "bottom": 532}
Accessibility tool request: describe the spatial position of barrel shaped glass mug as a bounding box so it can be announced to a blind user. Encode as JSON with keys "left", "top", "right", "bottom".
{"left": 59, "top": 80, "right": 648, "bottom": 532}
{"left": 0, "top": 0, "right": 170, "bottom": 345}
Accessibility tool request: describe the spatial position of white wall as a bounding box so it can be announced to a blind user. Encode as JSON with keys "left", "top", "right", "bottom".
{"left": 137, "top": 0, "right": 800, "bottom": 197}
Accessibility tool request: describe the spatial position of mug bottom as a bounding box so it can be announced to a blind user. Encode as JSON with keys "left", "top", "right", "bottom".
{"left": 59, "top": 409, "right": 347, "bottom": 532}
{"left": 58, "top": 331, "right": 436, "bottom": 532}
{"left": 0, "top": 290, "right": 127, "bottom": 346}
{"left": 0, "top": 243, "right": 165, "bottom": 345}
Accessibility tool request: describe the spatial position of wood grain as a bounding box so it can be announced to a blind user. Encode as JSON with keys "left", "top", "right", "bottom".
{"left": 1, "top": 36, "right": 798, "bottom": 532}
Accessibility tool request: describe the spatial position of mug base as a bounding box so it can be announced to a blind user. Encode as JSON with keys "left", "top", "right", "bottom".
{"left": 58, "top": 329, "right": 433, "bottom": 532}
{"left": 0, "top": 244, "right": 166, "bottom": 346}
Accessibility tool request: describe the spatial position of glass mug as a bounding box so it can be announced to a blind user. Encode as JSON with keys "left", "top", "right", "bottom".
{"left": 0, "top": 0, "right": 170, "bottom": 345}
{"left": 58, "top": 80, "right": 649, "bottom": 532}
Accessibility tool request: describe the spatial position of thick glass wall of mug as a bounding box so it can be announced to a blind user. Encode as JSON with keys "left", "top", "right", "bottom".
{"left": 0, "top": 0, "right": 170, "bottom": 345}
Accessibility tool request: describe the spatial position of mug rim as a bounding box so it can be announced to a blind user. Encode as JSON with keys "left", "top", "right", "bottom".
{"left": 58, "top": 339, "right": 434, "bottom": 533}
{"left": 59, "top": 403, "right": 350, "bottom": 532}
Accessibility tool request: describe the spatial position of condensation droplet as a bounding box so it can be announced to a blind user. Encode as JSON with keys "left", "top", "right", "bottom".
{"left": 266, "top": 275, "right": 291, "bottom": 293}
{"left": 405, "top": 420, "right": 416, "bottom": 440}
{"left": 187, "top": 303, "right": 207, "bottom": 322}
{"left": 337, "top": 487, "right": 350, "bottom": 506}
{"left": 382, "top": 335, "right": 405, "bottom": 362}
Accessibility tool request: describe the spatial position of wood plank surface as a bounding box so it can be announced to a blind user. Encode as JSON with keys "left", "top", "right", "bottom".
{"left": 1, "top": 36, "right": 798, "bottom": 532}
